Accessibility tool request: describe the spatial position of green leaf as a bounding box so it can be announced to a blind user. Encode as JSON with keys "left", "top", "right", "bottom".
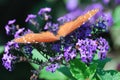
{"left": 31, "top": 49, "right": 68, "bottom": 80}
{"left": 40, "top": 67, "right": 68, "bottom": 80}
{"left": 113, "top": 72, "right": 120, "bottom": 80}
{"left": 70, "top": 59, "right": 97, "bottom": 80}
{"left": 32, "top": 49, "right": 47, "bottom": 62}
{"left": 113, "top": 6, "right": 120, "bottom": 25}
{"left": 97, "top": 70, "right": 120, "bottom": 80}
{"left": 58, "top": 66, "right": 76, "bottom": 80}
{"left": 31, "top": 63, "right": 68, "bottom": 80}
{"left": 0, "top": 46, "right": 4, "bottom": 54}
{"left": 97, "top": 58, "right": 111, "bottom": 69}
{"left": 93, "top": 53, "right": 99, "bottom": 60}
{"left": 70, "top": 59, "right": 87, "bottom": 80}
{"left": 87, "top": 63, "right": 97, "bottom": 79}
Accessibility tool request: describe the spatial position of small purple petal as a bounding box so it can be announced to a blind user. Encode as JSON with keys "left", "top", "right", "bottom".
{"left": 5, "top": 25, "right": 10, "bottom": 35}
{"left": 14, "top": 28, "right": 25, "bottom": 38}
{"left": 38, "top": 7, "right": 51, "bottom": 15}
{"left": 44, "top": 22, "right": 52, "bottom": 30}
{"left": 8, "top": 19, "right": 16, "bottom": 25}
{"left": 25, "top": 14, "right": 37, "bottom": 22}
{"left": 46, "top": 63, "right": 59, "bottom": 73}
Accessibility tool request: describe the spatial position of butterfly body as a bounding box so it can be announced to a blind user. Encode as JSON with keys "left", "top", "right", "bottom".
{"left": 14, "top": 9, "right": 99, "bottom": 43}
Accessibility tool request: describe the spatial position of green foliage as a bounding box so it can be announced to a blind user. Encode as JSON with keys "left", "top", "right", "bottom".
{"left": 69, "top": 59, "right": 97, "bottom": 80}
{"left": 40, "top": 67, "right": 68, "bottom": 80}
{"left": 32, "top": 49, "right": 47, "bottom": 62}
{"left": 31, "top": 49, "right": 68, "bottom": 80}
{"left": 113, "top": 6, "right": 120, "bottom": 25}
{"left": 97, "top": 70, "right": 120, "bottom": 80}
{"left": 58, "top": 66, "right": 76, "bottom": 80}
{"left": 0, "top": 46, "right": 4, "bottom": 54}
{"left": 111, "top": 6, "right": 120, "bottom": 48}
{"left": 97, "top": 58, "right": 111, "bottom": 69}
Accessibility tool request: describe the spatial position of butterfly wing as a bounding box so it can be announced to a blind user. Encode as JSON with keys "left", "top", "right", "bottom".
{"left": 14, "top": 31, "right": 59, "bottom": 43}
{"left": 57, "top": 9, "right": 99, "bottom": 37}
{"left": 14, "top": 9, "right": 99, "bottom": 43}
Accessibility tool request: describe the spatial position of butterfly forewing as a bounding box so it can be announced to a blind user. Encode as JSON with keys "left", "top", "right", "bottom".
{"left": 14, "top": 9, "right": 99, "bottom": 43}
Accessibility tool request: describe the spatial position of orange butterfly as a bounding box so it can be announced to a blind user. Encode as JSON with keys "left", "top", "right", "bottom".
{"left": 13, "top": 9, "right": 99, "bottom": 43}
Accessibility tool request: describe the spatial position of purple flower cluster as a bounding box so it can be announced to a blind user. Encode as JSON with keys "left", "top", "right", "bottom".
{"left": 46, "top": 63, "right": 59, "bottom": 73}
{"left": 44, "top": 22, "right": 59, "bottom": 34}
{"left": 64, "top": 46, "right": 76, "bottom": 62}
{"left": 5, "top": 19, "right": 32, "bottom": 38}
{"left": 73, "top": 23, "right": 92, "bottom": 39}
{"left": 76, "top": 38, "right": 97, "bottom": 63}
{"left": 51, "top": 43, "right": 61, "bottom": 52}
{"left": 25, "top": 14, "right": 37, "bottom": 22}
{"left": 57, "top": 9, "right": 81, "bottom": 24}
{"left": 3, "top": 6, "right": 111, "bottom": 76}
{"left": 2, "top": 41, "right": 18, "bottom": 71}
{"left": 76, "top": 37, "right": 109, "bottom": 63}
{"left": 85, "top": 3, "right": 113, "bottom": 27}
{"left": 5, "top": 19, "right": 18, "bottom": 35}
{"left": 97, "top": 37, "right": 109, "bottom": 59}
{"left": 38, "top": 7, "right": 51, "bottom": 20}
{"left": 2, "top": 53, "right": 16, "bottom": 71}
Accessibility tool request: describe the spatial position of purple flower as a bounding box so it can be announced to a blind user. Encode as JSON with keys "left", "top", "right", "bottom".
{"left": 23, "top": 29, "right": 33, "bottom": 35}
{"left": 66, "top": 0, "right": 79, "bottom": 11}
{"left": 38, "top": 7, "right": 51, "bottom": 15}
{"left": 5, "top": 25, "right": 10, "bottom": 35}
{"left": 23, "top": 45, "right": 33, "bottom": 55}
{"left": 103, "top": 0, "right": 110, "bottom": 4}
{"left": 6, "top": 41, "right": 19, "bottom": 51}
{"left": 4, "top": 45, "right": 10, "bottom": 54}
{"left": 49, "top": 54, "right": 63, "bottom": 62}
{"left": 46, "top": 63, "right": 59, "bottom": 73}
{"left": 2, "top": 53, "right": 16, "bottom": 71}
{"left": 97, "top": 37, "right": 109, "bottom": 59}
{"left": 76, "top": 38, "right": 97, "bottom": 63}
{"left": 44, "top": 22, "right": 59, "bottom": 34}
{"left": 8, "top": 19, "right": 16, "bottom": 25}
{"left": 103, "top": 12, "right": 113, "bottom": 27}
{"left": 44, "top": 22, "right": 52, "bottom": 30}
{"left": 51, "top": 43, "right": 61, "bottom": 52}
{"left": 38, "top": 7, "right": 51, "bottom": 20}
{"left": 25, "top": 14, "right": 37, "bottom": 22}
{"left": 94, "top": 19, "right": 107, "bottom": 30}
{"left": 5, "top": 19, "right": 17, "bottom": 35}
{"left": 115, "top": 0, "right": 120, "bottom": 4}
{"left": 14, "top": 28, "right": 25, "bottom": 38}
{"left": 73, "top": 23, "right": 92, "bottom": 39}
{"left": 64, "top": 46, "right": 76, "bottom": 62}
{"left": 57, "top": 9, "right": 81, "bottom": 24}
